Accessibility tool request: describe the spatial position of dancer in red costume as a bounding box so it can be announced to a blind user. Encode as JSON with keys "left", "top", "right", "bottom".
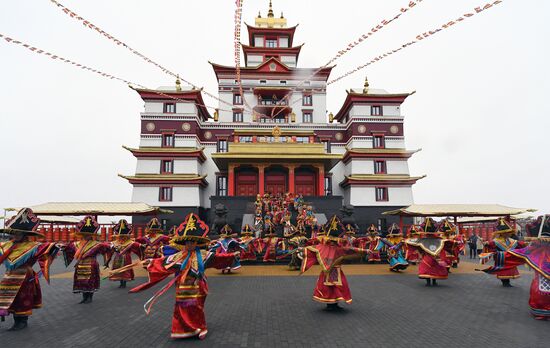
{"left": 301, "top": 215, "right": 369, "bottom": 310}
{"left": 136, "top": 218, "right": 170, "bottom": 260}
{"left": 357, "top": 224, "right": 384, "bottom": 262}
{"left": 0, "top": 208, "right": 59, "bottom": 330}
{"left": 480, "top": 215, "right": 550, "bottom": 320}
{"left": 405, "top": 218, "right": 456, "bottom": 286}
{"left": 208, "top": 225, "right": 243, "bottom": 273}
{"left": 404, "top": 225, "right": 421, "bottom": 264}
{"left": 127, "top": 213, "right": 237, "bottom": 339}
{"left": 106, "top": 219, "right": 143, "bottom": 288}
{"left": 481, "top": 218, "right": 526, "bottom": 287}
{"left": 62, "top": 216, "right": 111, "bottom": 304}
{"left": 238, "top": 224, "right": 258, "bottom": 262}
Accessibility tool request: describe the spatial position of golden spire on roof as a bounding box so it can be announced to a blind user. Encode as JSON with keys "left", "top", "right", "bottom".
{"left": 363, "top": 76, "right": 370, "bottom": 94}
{"left": 255, "top": 0, "right": 287, "bottom": 28}
{"left": 267, "top": 0, "right": 274, "bottom": 18}
{"left": 175, "top": 75, "right": 182, "bottom": 92}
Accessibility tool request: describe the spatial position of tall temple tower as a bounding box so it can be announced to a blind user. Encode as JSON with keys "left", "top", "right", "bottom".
{"left": 121, "top": 1, "right": 424, "bottom": 232}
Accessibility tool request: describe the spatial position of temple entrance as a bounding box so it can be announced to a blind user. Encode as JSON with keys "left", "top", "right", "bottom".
{"left": 235, "top": 167, "right": 258, "bottom": 196}
{"left": 264, "top": 166, "right": 287, "bottom": 195}
{"left": 295, "top": 167, "right": 317, "bottom": 196}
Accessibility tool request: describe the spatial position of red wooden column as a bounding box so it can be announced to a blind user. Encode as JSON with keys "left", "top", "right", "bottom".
{"left": 288, "top": 164, "right": 295, "bottom": 194}
{"left": 317, "top": 165, "right": 325, "bottom": 196}
{"left": 228, "top": 164, "right": 235, "bottom": 196}
{"left": 258, "top": 164, "right": 265, "bottom": 195}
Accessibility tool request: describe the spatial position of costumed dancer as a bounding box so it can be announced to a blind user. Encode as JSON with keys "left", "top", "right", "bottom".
{"left": 340, "top": 224, "right": 358, "bottom": 248}
{"left": 382, "top": 223, "right": 409, "bottom": 272}
{"left": 261, "top": 223, "right": 287, "bottom": 262}
{"left": 357, "top": 224, "right": 384, "bottom": 263}
{"left": 438, "top": 220, "right": 463, "bottom": 269}
{"left": 0, "top": 208, "right": 59, "bottom": 331}
{"left": 405, "top": 218, "right": 456, "bottom": 286}
{"left": 136, "top": 217, "right": 170, "bottom": 260}
{"left": 62, "top": 216, "right": 111, "bottom": 304}
{"left": 404, "top": 225, "right": 421, "bottom": 264}
{"left": 107, "top": 219, "right": 143, "bottom": 288}
{"left": 480, "top": 215, "right": 550, "bottom": 320}
{"left": 238, "top": 224, "right": 258, "bottom": 262}
{"left": 128, "top": 213, "right": 238, "bottom": 339}
{"left": 287, "top": 224, "right": 308, "bottom": 271}
{"left": 301, "top": 215, "right": 369, "bottom": 310}
{"left": 208, "top": 225, "right": 243, "bottom": 274}
{"left": 480, "top": 218, "right": 526, "bottom": 287}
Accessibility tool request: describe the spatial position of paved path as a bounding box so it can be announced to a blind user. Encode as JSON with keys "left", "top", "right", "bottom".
{"left": 0, "top": 259, "right": 548, "bottom": 347}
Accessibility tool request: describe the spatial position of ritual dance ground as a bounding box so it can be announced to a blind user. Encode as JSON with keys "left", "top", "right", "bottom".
{"left": 0, "top": 259, "right": 548, "bottom": 348}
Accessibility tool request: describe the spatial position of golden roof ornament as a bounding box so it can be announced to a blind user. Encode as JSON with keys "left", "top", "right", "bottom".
{"left": 257, "top": 11, "right": 262, "bottom": 18}
{"left": 363, "top": 76, "right": 370, "bottom": 94}
{"left": 175, "top": 75, "right": 182, "bottom": 92}
{"left": 255, "top": 0, "right": 286, "bottom": 28}
{"left": 290, "top": 112, "right": 296, "bottom": 122}
{"left": 213, "top": 109, "right": 219, "bottom": 122}
{"left": 328, "top": 112, "right": 334, "bottom": 123}
{"left": 272, "top": 125, "right": 282, "bottom": 140}
{"left": 267, "top": 0, "right": 274, "bottom": 18}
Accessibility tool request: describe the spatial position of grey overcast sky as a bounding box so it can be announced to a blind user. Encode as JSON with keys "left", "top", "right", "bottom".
{"left": 1, "top": 0, "right": 549, "bottom": 219}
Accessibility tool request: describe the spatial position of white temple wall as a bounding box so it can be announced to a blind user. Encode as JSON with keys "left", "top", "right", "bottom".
{"left": 348, "top": 186, "right": 414, "bottom": 206}
{"left": 132, "top": 186, "right": 202, "bottom": 207}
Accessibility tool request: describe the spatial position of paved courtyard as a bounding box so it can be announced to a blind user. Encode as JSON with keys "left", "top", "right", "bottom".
{"left": 0, "top": 259, "right": 548, "bottom": 348}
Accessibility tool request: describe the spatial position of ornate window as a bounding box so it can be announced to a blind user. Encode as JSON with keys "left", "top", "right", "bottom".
{"left": 374, "top": 160, "right": 386, "bottom": 174}
{"left": 160, "top": 160, "right": 174, "bottom": 174}
{"left": 162, "top": 133, "right": 175, "bottom": 147}
{"left": 302, "top": 112, "right": 313, "bottom": 123}
{"left": 217, "top": 176, "right": 228, "bottom": 196}
{"left": 164, "top": 103, "right": 176, "bottom": 113}
{"left": 159, "top": 187, "right": 173, "bottom": 202}
{"left": 375, "top": 187, "right": 388, "bottom": 202}
{"left": 371, "top": 105, "right": 382, "bottom": 116}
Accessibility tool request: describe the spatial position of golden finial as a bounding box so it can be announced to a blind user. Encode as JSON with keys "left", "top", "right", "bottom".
{"left": 328, "top": 112, "right": 334, "bottom": 123}
{"left": 363, "top": 76, "right": 370, "bottom": 94}
{"left": 257, "top": 11, "right": 262, "bottom": 18}
{"left": 268, "top": 0, "right": 274, "bottom": 18}
{"left": 184, "top": 215, "right": 196, "bottom": 233}
{"left": 272, "top": 125, "right": 282, "bottom": 141}
{"left": 290, "top": 112, "right": 296, "bottom": 122}
{"left": 213, "top": 109, "right": 219, "bottom": 122}
{"left": 175, "top": 75, "right": 182, "bottom": 92}
{"left": 281, "top": 12, "right": 284, "bottom": 19}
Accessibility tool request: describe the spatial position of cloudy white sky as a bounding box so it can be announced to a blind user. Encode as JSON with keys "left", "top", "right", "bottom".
{"left": 1, "top": 0, "right": 549, "bottom": 220}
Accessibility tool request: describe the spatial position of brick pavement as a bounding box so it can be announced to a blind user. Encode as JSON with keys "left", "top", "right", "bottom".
{"left": 0, "top": 259, "right": 548, "bottom": 348}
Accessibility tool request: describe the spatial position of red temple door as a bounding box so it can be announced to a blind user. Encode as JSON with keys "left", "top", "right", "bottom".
{"left": 295, "top": 171, "right": 316, "bottom": 196}
{"left": 236, "top": 171, "right": 258, "bottom": 196}
{"left": 265, "top": 171, "right": 287, "bottom": 195}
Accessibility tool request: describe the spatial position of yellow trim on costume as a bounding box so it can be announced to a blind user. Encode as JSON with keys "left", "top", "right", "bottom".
{"left": 312, "top": 296, "right": 352, "bottom": 304}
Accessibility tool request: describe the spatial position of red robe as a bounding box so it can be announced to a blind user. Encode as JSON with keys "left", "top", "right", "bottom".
{"left": 0, "top": 241, "right": 58, "bottom": 317}
{"left": 238, "top": 236, "right": 258, "bottom": 261}
{"left": 108, "top": 239, "right": 143, "bottom": 281}
{"left": 481, "top": 241, "right": 550, "bottom": 318}
{"left": 483, "top": 238, "right": 525, "bottom": 279}
{"left": 404, "top": 241, "right": 420, "bottom": 263}
{"left": 261, "top": 237, "right": 285, "bottom": 262}
{"left": 63, "top": 240, "right": 111, "bottom": 293}
{"left": 406, "top": 237, "right": 455, "bottom": 280}
{"left": 301, "top": 240, "right": 366, "bottom": 304}
{"left": 357, "top": 236, "right": 383, "bottom": 262}
{"left": 136, "top": 234, "right": 171, "bottom": 259}
{"left": 130, "top": 247, "right": 235, "bottom": 339}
